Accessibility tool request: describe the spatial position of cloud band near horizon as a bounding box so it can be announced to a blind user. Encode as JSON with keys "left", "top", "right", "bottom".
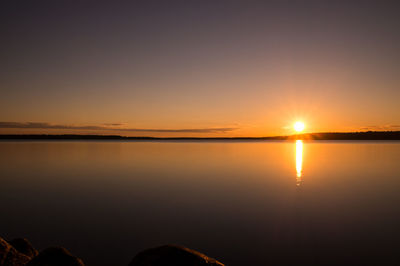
{"left": 0, "top": 122, "right": 237, "bottom": 133}
{"left": 359, "top": 125, "right": 400, "bottom": 131}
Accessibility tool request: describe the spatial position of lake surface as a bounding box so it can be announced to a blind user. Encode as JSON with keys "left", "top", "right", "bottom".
{"left": 1, "top": 141, "right": 400, "bottom": 266}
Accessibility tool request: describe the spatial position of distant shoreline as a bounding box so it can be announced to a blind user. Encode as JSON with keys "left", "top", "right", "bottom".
{"left": 1, "top": 131, "right": 400, "bottom": 141}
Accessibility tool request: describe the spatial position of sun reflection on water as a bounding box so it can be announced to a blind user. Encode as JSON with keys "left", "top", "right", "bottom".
{"left": 296, "top": 140, "right": 303, "bottom": 186}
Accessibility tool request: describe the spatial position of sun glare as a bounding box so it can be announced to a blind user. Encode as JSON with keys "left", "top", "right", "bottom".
{"left": 294, "top": 121, "right": 305, "bottom": 132}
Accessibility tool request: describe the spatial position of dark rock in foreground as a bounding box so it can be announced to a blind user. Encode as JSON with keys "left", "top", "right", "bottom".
{"left": 0, "top": 237, "right": 31, "bottom": 266}
{"left": 9, "top": 239, "right": 38, "bottom": 258}
{"left": 26, "top": 247, "right": 84, "bottom": 266}
{"left": 2, "top": 235, "right": 225, "bottom": 266}
{"left": 129, "top": 245, "right": 224, "bottom": 266}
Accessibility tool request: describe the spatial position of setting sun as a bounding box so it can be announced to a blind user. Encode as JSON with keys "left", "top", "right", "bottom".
{"left": 294, "top": 121, "right": 305, "bottom": 132}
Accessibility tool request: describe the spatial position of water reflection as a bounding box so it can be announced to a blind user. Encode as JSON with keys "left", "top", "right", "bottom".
{"left": 296, "top": 140, "right": 303, "bottom": 186}
{"left": 1, "top": 142, "right": 400, "bottom": 266}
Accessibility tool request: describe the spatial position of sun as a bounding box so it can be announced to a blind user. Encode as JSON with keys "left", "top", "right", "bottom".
{"left": 294, "top": 121, "right": 305, "bottom": 132}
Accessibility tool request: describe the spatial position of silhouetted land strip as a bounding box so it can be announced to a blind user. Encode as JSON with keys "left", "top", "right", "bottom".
{"left": 1, "top": 131, "right": 400, "bottom": 140}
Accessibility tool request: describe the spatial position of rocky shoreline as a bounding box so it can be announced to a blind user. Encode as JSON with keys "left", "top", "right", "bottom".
{"left": 0, "top": 237, "right": 224, "bottom": 266}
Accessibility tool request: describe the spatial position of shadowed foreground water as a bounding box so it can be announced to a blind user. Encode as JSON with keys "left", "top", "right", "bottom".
{"left": 0, "top": 141, "right": 400, "bottom": 266}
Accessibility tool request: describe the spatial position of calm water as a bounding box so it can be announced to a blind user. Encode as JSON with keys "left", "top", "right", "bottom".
{"left": 1, "top": 141, "right": 400, "bottom": 266}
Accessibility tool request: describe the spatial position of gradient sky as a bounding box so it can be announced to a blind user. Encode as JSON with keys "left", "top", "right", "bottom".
{"left": 1, "top": 0, "right": 399, "bottom": 137}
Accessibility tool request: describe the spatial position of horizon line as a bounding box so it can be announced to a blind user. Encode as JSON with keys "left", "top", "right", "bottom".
{"left": 1, "top": 131, "right": 400, "bottom": 141}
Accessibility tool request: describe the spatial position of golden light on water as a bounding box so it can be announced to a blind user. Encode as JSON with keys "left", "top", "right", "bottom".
{"left": 293, "top": 121, "right": 305, "bottom": 185}
{"left": 296, "top": 140, "right": 303, "bottom": 185}
{"left": 294, "top": 121, "right": 305, "bottom": 132}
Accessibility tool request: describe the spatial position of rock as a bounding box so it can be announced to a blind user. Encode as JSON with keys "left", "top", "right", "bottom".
{"left": 9, "top": 239, "right": 38, "bottom": 258}
{"left": 129, "top": 245, "right": 224, "bottom": 266}
{"left": 0, "top": 237, "right": 31, "bottom": 266}
{"left": 26, "top": 247, "right": 84, "bottom": 266}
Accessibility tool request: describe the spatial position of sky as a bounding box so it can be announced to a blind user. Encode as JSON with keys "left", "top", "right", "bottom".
{"left": 1, "top": 0, "right": 399, "bottom": 137}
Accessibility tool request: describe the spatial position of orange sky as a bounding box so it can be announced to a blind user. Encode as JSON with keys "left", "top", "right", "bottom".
{"left": 1, "top": 1, "right": 399, "bottom": 137}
